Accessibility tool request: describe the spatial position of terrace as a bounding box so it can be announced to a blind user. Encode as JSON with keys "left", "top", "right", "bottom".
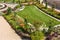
{"left": 0, "top": 0, "right": 60, "bottom": 40}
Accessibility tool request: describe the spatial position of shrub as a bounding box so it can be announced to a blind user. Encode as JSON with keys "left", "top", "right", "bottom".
{"left": 30, "top": 31, "right": 44, "bottom": 40}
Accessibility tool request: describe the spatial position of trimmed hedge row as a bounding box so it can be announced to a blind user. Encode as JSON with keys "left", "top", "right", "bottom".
{"left": 35, "top": 3, "right": 60, "bottom": 20}
{"left": 3, "top": 14, "right": 30, "bottom": 38}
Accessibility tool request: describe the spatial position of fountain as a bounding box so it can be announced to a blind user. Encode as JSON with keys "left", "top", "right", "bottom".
{"left": 0, "top": 4, "right": 6, "bottom": 9}
{"left": 0, "top": 3, "right": 8, "bottom": 12}
{"left": 0, "top": 3, "right": 18, "bottom": 12}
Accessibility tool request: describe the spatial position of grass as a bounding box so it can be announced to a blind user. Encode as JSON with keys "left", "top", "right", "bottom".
{"left": 17, "top": 5, "right": 60, "bottom": 27}
{"left": 36, "top": 3, "right": 60, "bottom": 19}
{"left": 0, "top": 0, "right": 32, "bottom": 3}
{"left": 3, "top": 3, "right": 60, "bottom": 40}
{"left": 1, "top": 1, "right": 60, "bottom": 40}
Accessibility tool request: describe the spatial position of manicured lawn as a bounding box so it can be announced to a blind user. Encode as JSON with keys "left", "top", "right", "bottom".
{"left": 17, "top": 5, "right": 60, "bottom": 27}
{"left": 1, "top": 1, "right": 60, "bottom": 40}
{"left": 3, "top": 3, "right": 60, "bottom": 40}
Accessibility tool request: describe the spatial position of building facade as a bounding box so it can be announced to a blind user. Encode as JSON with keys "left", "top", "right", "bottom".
{"left": 43, "top": 0, "right": 60, "bottom": 9}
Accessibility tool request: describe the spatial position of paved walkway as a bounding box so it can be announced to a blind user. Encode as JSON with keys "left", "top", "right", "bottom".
{"left": 0, "top": 16, "right": 22, "bottom": 40}
{"left": 0, "top": 3, "right": 18, "bottom": 12}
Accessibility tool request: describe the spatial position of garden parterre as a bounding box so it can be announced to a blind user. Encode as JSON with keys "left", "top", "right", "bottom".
{"left": 17, "top": 5, "right": 60, "bottom": 27}
{"left": 2, "top": 0, "right": 60, "bottom": 40}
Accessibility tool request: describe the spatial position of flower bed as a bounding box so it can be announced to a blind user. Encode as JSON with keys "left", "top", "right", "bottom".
{"left": 3, "top": 13, "right": 31, "bottom": 39}
{"left": 3, "top": 12, "right": 45, "bottom": 40}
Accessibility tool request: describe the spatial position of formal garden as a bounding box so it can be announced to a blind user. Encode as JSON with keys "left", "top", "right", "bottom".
{"left": 36, "top": 0, "right": 60, "bottom": 19}
{"left": 0, "top": 0, "right": 60, "bottom": 40}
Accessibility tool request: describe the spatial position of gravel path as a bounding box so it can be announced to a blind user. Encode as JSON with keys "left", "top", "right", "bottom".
{"left": 0, "top": 3, "right": 18, "bottom": 12}
{"left": 15, "top": 6, "right": 25, "bottom": 12}
{"left": 0, "top": 16, "right": 22, "bottom": 40}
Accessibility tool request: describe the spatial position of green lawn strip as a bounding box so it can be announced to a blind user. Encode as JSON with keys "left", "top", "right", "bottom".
{"left": 17, "top": 5, "right": 60, "bottom": 27}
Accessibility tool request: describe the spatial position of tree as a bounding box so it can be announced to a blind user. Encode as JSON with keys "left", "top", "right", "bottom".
{"left": 48, "top": 26, "right": 53, "bottom": 34}
{"left": 12, "top": 0, "right": 15, "bottom": 3}
{"left": 37, "top": 0, "right": 40, "bottom": 4}
{"left": 51, "top": 2, "right": 55, "bottom": 11}
{"left": 3, "top": 0, "right": 6, "bottom": 3}
{"left": 51, "top": 4, "right": 55, "bottom": 11}
{"left": 47, "top": 20, "right": 54, "bottom": 34}
{"left": 14, "top": 11, "right": 17, "bottom": 18}
{"left": 33, "top": 21, "right": 42, "bottom": 30}
{"left": 45, "top": 0, "right": 48, "bottom": 8}
{"left": 24, "top": 17, "right": 27, "bottom": 25}
{"left": 18, "top": 0, "right": 21, "bottom": 7}
{"left": 25, "top": 0, "right": 27, "bottom": 2}
{"left": 6, "top": 7, "right": 12, "bottom": 15}
{"left": 33, "top": 0, "right": 35, "bottom": 1}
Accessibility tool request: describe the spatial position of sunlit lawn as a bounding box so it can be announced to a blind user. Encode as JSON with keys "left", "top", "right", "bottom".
{"left": 17, "top": 5, "right": 60, "bottom": 27}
